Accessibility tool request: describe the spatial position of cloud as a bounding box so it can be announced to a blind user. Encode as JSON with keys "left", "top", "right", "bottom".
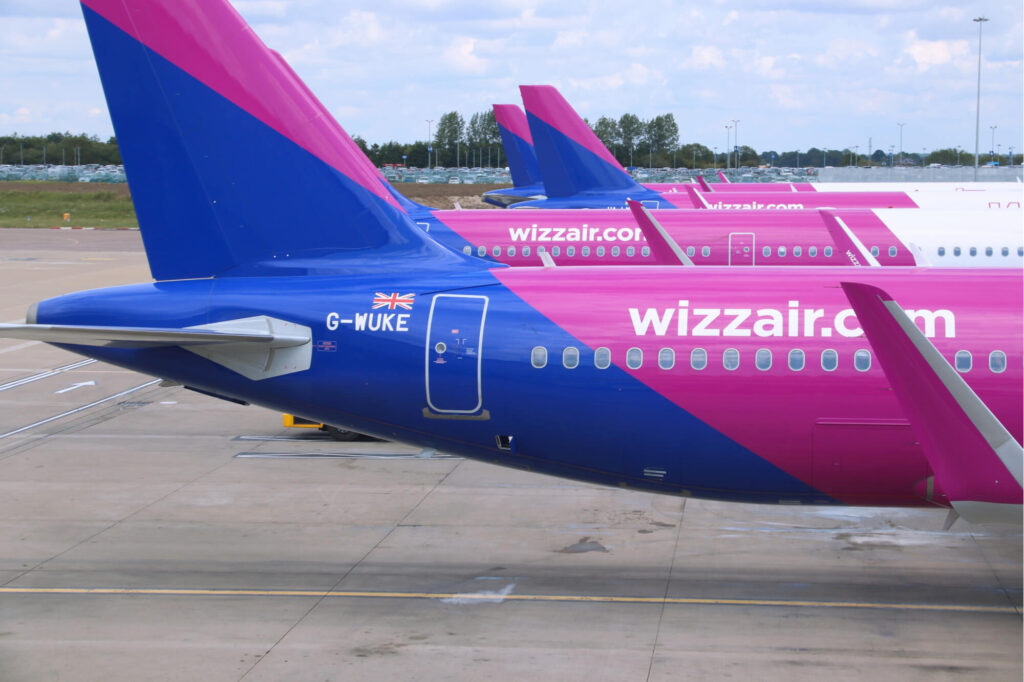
{"left": 443, "top": 37, "right": 488, "bottom": 75}
{"left": 681, "top": 46, "right": 725, "bottom": 70}
{"left": 902, "top": 31, "right": 969, "bottom": 71}
{"left": 815, "top": 38, "right": 881, "bottom": 67}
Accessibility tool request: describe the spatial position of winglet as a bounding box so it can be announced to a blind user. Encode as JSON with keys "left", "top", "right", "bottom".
{"left": 839, "top": 282, "right": 1023, "bottom": 525}
{"left": 626, "top": 200, "right": 694, "bottom": 266}
{"left": 680, "top": 184, "right": 710, "bottom": 209}
{"left": 819, "top": 210, "right": 881, "bottom": 266}
{"left": 696, "top": 175, "right": 713, "bottom": 192}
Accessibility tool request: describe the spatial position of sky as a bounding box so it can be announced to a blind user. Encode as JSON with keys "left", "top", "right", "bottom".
{"left": 0, "top": 0, "right": 1021, "bottom": 159}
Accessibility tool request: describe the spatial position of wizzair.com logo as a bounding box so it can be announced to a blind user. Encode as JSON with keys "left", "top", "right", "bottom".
{"left": 708, "top": 201, "right": 805, "bottom": 210}
{"left": 508, "top": 225, "right": 644, "bottom": 243}
{"left": 629, "top": 300, "right": 955, "bottom": 338}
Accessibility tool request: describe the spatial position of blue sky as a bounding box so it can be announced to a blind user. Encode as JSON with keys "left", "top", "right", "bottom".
{"left": 1, "top": 0, "right": 1021, "bottom": 158}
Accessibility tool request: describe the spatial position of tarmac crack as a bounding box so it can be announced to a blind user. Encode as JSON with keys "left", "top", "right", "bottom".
{"left": 646, "top": 497, "right": 687, "bottom": 682}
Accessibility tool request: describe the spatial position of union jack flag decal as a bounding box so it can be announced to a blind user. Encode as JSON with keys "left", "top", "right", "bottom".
{"left": 372, "top": 292, "right": 415, "bottom": 310}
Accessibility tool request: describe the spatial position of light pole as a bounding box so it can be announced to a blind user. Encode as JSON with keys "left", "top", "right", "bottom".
{"left": 724, "top": 125, "right": 732, "bottom": 169}
{"left": 731, "top": 119, "right": 740, "bottom": 168}
{"left": 713, "top": 146, "right": 718, "bottom": 170}
{"left": 989, "top": 125, "right": 997, "bottom": 161}
{"left": 425, "top": 119, "right": 433, "bottom": 169}
{"left": 897, "top": 122, "right": 905, "bottom": 166}
{"left": 973, "top": 16, "right": 989, "bottom": 180}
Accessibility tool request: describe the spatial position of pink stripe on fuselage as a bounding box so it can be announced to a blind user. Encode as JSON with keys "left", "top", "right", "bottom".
{"left": 646, "top": 182, "right": 818, "bottom": 193}
{"left": 435, "top": 208, "right": 917, "bottom": 266}
{"left": 493, "top": 104, "right": 533, "bottom": 143}
{"left": 694, "top": 191, "right": 919, "bottom": 209}
{"left": 519, "top": 85, "right": 630, "bottom": 177}
{"left": 493, "top": 266, "right": 1023, "bottom": 505}
{"left": 81, "top": 0, "right": 399, "bottom": 210}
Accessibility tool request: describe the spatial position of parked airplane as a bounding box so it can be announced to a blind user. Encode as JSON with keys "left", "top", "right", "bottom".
{"left": 482, "top": 105, "right": 546, "bottom": 208}
{"left": 5, "top": 0, "right": 1019, "bottom": 525}
{"left": 511, "top": 85, "right": 1024, "bottom": 210}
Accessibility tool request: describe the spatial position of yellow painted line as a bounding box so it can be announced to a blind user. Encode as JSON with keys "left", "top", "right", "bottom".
{"left": 0, "top": 587, "right": 1016, "bottom": 614}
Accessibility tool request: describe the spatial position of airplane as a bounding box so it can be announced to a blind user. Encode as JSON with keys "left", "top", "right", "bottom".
{"left": 4, "top": 0, "right": 1019, "bottom": 527}
{"left": 481, "top": 105, "right": 546, "bottom": 208}
{"left": 509, "top": 85, "right": 1024, "bottom": 210}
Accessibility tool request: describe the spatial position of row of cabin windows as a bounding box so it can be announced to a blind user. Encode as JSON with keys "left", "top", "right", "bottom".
{"left": 465, "top": 245, "right": 655, "bottom": 258}
{"left": 936, "top": 246, "right": 1022, "bottom": 257}
{"left": 762, "top": 245, "right": 836, "bottom": 258}
{"left": 530, "top": 346, "right": 1008, "bottom": 374}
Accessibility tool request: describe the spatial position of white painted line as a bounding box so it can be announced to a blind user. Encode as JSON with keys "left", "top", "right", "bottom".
{"left": 0, "top": 359, "right": 96, "bottom": 392}
{"left": 54, "top": 380, "right": 97, "bottom": 394}
{"left": 0, "top": 379, "right": 160, "bottom": 440}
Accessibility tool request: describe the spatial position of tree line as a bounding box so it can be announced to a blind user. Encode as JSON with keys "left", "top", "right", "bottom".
{"left": 0, "top": 132, "right": 122, "bottom": 166}
{"left": 4, "top": 126, "right": 1018, "bottom": 171}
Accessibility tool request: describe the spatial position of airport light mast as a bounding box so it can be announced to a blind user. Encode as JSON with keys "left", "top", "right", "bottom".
{"left": 973, "top": 16, "right": 988, "bottom": 180}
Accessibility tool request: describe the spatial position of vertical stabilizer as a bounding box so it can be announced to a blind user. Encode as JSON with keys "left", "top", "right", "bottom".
{"left": 493, "top": 104, "right": 543, "bottom": 189}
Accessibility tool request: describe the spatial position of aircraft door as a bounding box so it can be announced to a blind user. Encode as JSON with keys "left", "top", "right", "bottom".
{"left": 425, "top": 294, "right": 488, "bottom": 415}
{"left": 728, "top": 232, "right": 755, "bottom": 265}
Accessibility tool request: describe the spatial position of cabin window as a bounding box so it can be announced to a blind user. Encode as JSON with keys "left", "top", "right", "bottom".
{"left": 755, "top": 348, "right": 772, "bottom": 371}
{"left": 658, "top": 348, "right": 675, "bottom": 370}
{"left": 507, "top": 246, "right": 515, "bottom": 257}
{"left": 538, "top": 245, "right": 546, "bottom": 254}
{"left": 969, "top": 247, "right": 977, "bottom": 257}
{"left": 477, "top": 246, "right": 486, "bottom": 257}
{"left": 611, "top": 246, "right": 621, "bottom": 257}
{"left": 596, "top": 246, "right": 606, "bottom": 257}
{"left": 793, "top": 246, "right": 802, "bottom": 258}
{"left": 985, "top": 247, "right": 993, "bottom": 257}
{"left": 824, "top": 246, "right": 833, "bottom": 257}
{"left": 809, "top": 246, "right": 818, "bottom": 257}
{"left": 954, "top": 350, "right": 972, "bottom": 373}
{"left": 937, "top": 246, "right": 946, "bottom": 256}
{"left": 641, "top": 246, "right": 650, "bottom": 258}
{"left": 492, "top": 246, "right": 501, "bottom": 257}
{"left": 888, "top": 246, "right": 897, "bottom": 258}
{"left": 567, "top": 246, "right": 576, "bottom": 257}
{"left": 1018, "top": 247, "right": 1023, "bottom": 257}
{"left": 723, "top": 348, "right": 740, "bottom": 371}
{"left": 562, "top": 346, "right": 580, "bottom": 369}
{"left": 763, "top": 246, "right": 771, "bottom": 257}
{"left": 788, "top": 349, "right": 805, "bottom": 371}
{"left": 552, "top": 246, "right": 561, "bottom": 257}
{"left": 686, "top": 246, "right": 696, "bottom": 258}
{"left": 626, "top": 347, "right": 643, "bottom": 370}
{"left": 870, "top": 246, "right": 879, "bottom": 257}
{"left": 701, "top": 246, "right": 710, "bottom": 258}
{"left": 594, "top": 347, "right": 611, "bottom": 369}
{"left": 953, "top": 246, "right": 961, "bottom": 256}
{"left": 462, "top": 246, "right": 472, "bottom": 255}
{"left": 1001, "top": 247, "right": 1009, "bottom": 257}
{"left": 821, "top": 349, "right": 838, "bottom": 372}
{"left": 854, "top": 349, "right": 871, "bottom": 372}
{"left": 627, "top": 246, "right": 636, "bottom": 257}
{"left": 522, "top": 246, "right": 531, "bottom": 257}
{"left": 989, "top": 350, "right": 1007, "bottom": 373}
{"left": 531, "top": 346, "right": 547, "bottom": 368}
{"left": 690, "top": 348, "right": 708, "bottom": 370}
{"left": 778, "top": 246, "right": 787, "bottom": 257}
{"left": 582, "top": 246, "right": 591, "bottom": 257}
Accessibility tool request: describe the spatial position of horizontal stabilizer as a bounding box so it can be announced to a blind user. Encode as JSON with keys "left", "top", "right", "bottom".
{"left": 680, "top": 184, "right": 710, "bottom": 209}
{"left": 0, "top": 322, "right": 305, "bottom": 348}
{"left": 840, "top": 282, "right": 1023, "bottom": 525}
{"left": 819, "top": 210, "right": 881, "bottom": 266}
{"left": 626, "top": 200, "right": 694, "bottom": 266}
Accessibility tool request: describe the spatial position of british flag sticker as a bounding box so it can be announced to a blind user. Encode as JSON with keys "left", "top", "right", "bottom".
{"left": 372, "top": 292, "right": 415, "bottom": 310}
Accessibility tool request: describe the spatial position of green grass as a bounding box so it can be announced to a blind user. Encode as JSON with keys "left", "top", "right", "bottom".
{"left": 0, "top": 189, "right": 138, "bottom": 228}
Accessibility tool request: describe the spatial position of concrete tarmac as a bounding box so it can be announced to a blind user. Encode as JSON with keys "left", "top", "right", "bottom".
{"left": 0, "top": 229, "right": 1020, "bottom": 681}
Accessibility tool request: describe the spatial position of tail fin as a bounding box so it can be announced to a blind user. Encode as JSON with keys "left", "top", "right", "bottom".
{"left": 81, "top": 0, "right": 459, "bottom": 280}
{"left": 519, "top": 85, "right": 638, "bottom": 198}
{"left": 493, "top": 104, "right": 542, "bottom": 189}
